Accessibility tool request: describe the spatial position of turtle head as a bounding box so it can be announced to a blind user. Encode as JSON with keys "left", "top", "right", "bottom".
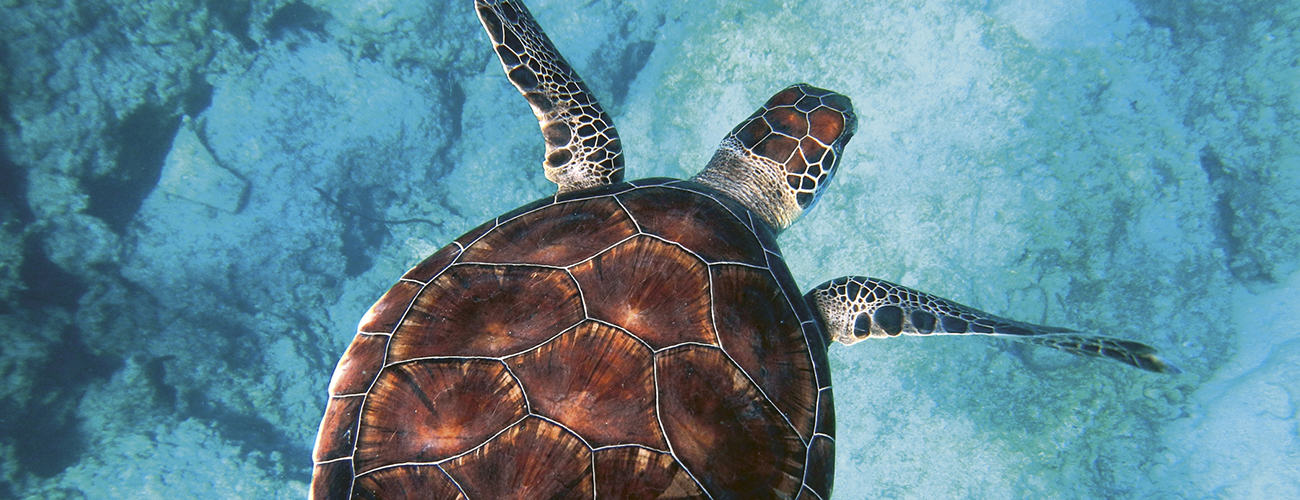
{"left": 692, "top": 84, "right": 856, "bottom": 232}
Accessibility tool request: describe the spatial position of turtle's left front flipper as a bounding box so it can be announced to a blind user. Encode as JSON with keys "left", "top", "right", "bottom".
{"left": 805, "top": 276, "right": 1179, "bottom": 373}
{"left": 475, "top": 0, "right": 623, "bottom": 194}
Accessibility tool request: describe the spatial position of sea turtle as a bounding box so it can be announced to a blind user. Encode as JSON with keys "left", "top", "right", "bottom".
{"left": 310, "top": 1, "right": 1175, "bottom": 498}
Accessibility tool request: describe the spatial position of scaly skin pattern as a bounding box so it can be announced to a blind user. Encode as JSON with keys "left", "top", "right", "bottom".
{"left": 806, "top": 276, "right": 1177, "bottom": 373}
{"left": 475, "top": 0, "right": 623, "bottom": 193}
{"left": 693, "top": 84, "right": 856, "bottom": 232}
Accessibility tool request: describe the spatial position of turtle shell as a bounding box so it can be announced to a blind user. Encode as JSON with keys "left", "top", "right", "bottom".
{"left": 311, "top": 178, "right": 834, "bottom": 499}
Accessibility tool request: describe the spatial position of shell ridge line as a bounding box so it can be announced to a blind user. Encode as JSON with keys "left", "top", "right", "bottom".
{"left": 650, "top": 341, "right": 723, "bottom": 355}
{"left": 459, "top": 227, "right": 495, "bottom": 253}
{"left": 430, "top": 414, "right": 534, "bottom": 467}
{"left": 491, "top": 320, "right": 593, "bottom": 361}
{"left": 498, "top": 361, "right": 534, "bottom": 415}
{"left": 713, "top": 336, "right": 809, "bottom": 448}
{"left": 314, "top": 455, "right": 352, "bottom": 465}
{"left": 452, "top": 260, "right": 569, "bottom": 271}
{"left": 589, "top": 449, "right": 598, "bottom": 500}
{"left": 556, "top": 187, "right": 637, "bottom": 205}
{"left": 559, "top": 233, "right": 640, "bottom": 269}
{"left": 610, "top": 193, "right": 645, "bottom": 234}
{"left": 381, "top": 354, "right": 504, "bottom": 365}
{"left": 587, "top": 317, "right": 656, "bottom": 352}
{"left": 639, "top": 232, "right": 710, "bottom": 264}
{"left": 590, "top": 442, "right": 672, "bottom": 454}
{"left": 706, "top": 260, "right": 768, "bottom": 270}
{"left": 439, "top": 465, "right": 468, "bottom": 499}
{"left": 650, "top": 348, "right": 715, "bottom": 500}
{"left": 348, "top": 330, "right": 392, "bottom": 339}
{"left": 356, "top": 460, "right": 435, "bottom": 475}
{"left": 657, "top": 183, "right": 755, "bottom": 231}
{"left": 706, "top": 262, "right": 724, "bottom": 351}
{"left": 625, "top": 178, "right": 661, "bottom": 188}
{"left": 565, "top": 267, "right": 591, "bottom": 321}
{"left": 530, "top": 412, "right": 595, "bottom": 451}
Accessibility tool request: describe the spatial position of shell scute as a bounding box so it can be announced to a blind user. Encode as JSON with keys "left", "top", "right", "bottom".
{"left": 312, "top": 395, "right": 363, "bottom": 462}
{"left": 386, "top": 264, "right": 583, "bottom": 361}
{"left": 442, "top": 417, "right": 594, "bottom": 499}
{"left": 804, "top": 435, "right": 835, "bottom": 499}
{"left": 711, "top": 265, "right": 817, "bottom": 442}
{"left": 354, "top": 359, "right": 527, "bottom": 473}
{"left": 459, "top": 197, "right": 637, "bottom": 267}
{"left": 617, "top": 185, "right": 766, "bottom": 266}
{"left": 594, "top": 447, "right": 705, "bottom": 498}
{"left": 309, "top": 460, "right": 354, "bottom": 500}
{"left": 656, "top": 345, "right": 806, "bottom": 498}
{"left": 327, "top": 333, "right": 387, "bottom": 396}
{"left": 354, "top": 465, "right": 464, "bottom": 499}
{"left": 505, "top": 321, "right": 665, "bottom": 449}
{"left": 357, "top": 281, "right": 420, "bottom": 334}
{"left": 569, "top": 235, "right": 716, "bottom": 349}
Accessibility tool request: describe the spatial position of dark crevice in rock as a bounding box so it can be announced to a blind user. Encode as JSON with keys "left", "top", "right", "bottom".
{"left": 1199, "top": 147, "right": 1263, "bottom": 283}
{"left": 583, "top": 9, "right": 661, "bottom": 115}
{"left": 0, "top": 165, "right": 24, "bottom": 316}
{"left": 180, "top": 391, "right": 312, "bottom": 482}
{"left": 0, "top": 42, "right": 29, "bottom": 227}
{"left": 314, "top": 183, "right": 445, "bottom": 278}
{"left": 182, "top": 73, "right": 215, "bottom": 117}
{"left": 85, "top": 105, "right": 181, "bottom": 233}
{"left": 334, "top": 186, "right": 393, "bottom": 277}
{"left": 266, "top": 1, "right": 331, "bottom": 43}
{"left": 205, "top": 0, "right": 257, "bottom": 51}
{"left": 0, "top": 326, "right": 122, "bottom": 479}
{"left": 0, "top": 158, "right": 32, "bottom": 226}
{"left": 593, "top": 39, "right": 655, "bottom": 111}
{"left": 72, "top": 0, "right": 110, "bottom": 36}
{"left": 18, "top": 235, "right": 87, "bottom": 310}
{"left": 144, "top": 355, "right": 179, "bottom": 409}
{"left": 196, "top": 309, "right": 265, "bottom": 370}
{"left": 444, "top": 75, "right": 466, "bottom": 148}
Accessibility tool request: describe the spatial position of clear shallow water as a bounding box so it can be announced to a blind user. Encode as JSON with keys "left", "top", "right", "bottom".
{"left": 1, "top": 0, "right": 1296, "bottom": 498}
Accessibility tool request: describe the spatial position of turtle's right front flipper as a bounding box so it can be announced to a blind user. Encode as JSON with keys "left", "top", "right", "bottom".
{"left": 805, "top": 276, "right": 1179, "bottom": 373}
{"left": 475, "top": 0, "right": 623, "bottom": 194}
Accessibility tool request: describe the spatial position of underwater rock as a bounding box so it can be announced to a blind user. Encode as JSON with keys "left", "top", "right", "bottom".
{"left": 154, "top": 118, "right": 248, "bottom": 214}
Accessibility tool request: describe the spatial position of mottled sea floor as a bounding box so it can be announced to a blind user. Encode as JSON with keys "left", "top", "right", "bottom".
{"left": 1, "top": 0, "right": 1297, "bottom": 498}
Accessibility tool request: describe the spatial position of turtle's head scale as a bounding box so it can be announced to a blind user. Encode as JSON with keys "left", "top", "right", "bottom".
{"left": 692, "top": 83, "right": 856, "bottom": 232}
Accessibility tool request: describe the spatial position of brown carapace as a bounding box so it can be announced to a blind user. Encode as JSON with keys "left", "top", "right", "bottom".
{"left": 310, "top": 0, "right": 1176, "bottom": 498}
{"left": 311, "top": 181, "right": 835, "bottom": 499}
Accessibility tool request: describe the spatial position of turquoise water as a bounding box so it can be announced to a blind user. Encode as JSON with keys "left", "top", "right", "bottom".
{"left": 1, "top": 0, "right": 1296, "bottom": 497}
